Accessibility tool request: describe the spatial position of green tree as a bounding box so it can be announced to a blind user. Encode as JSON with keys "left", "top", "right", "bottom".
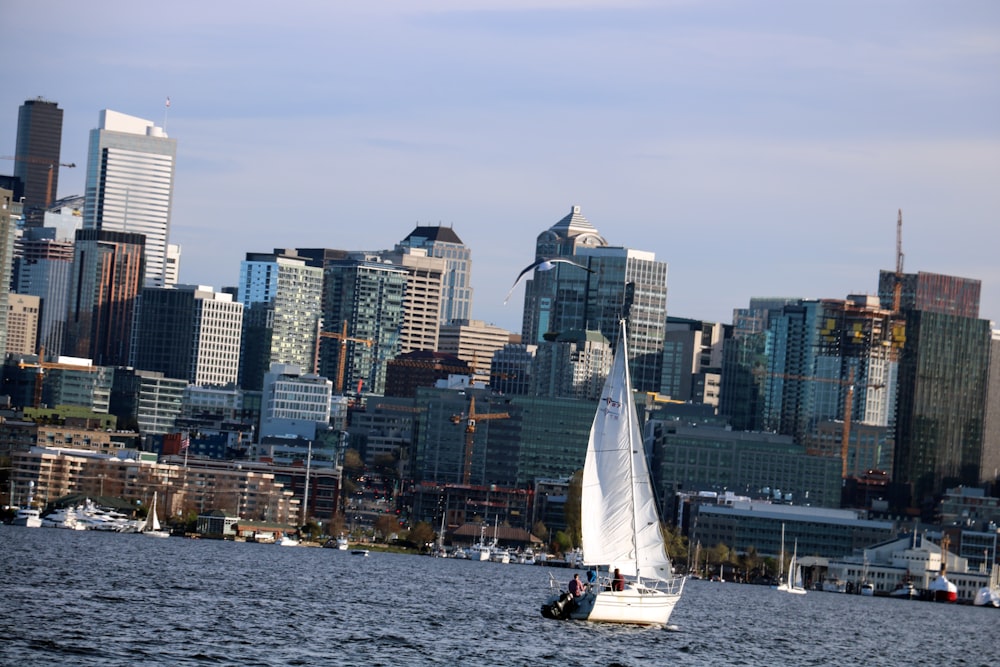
{"left": 374, "top": 514, "right": 400, "bottom": 542}
{"left": 564, "top": 469, "right": 583, "bottom": 547}
{"left": 552, "top": 530, "right": 573, "bottom": 556}
{"left": 408, "top": 520, "right": 435, "bottom": 549}
{"left": 532, "top": 520, "right": 548, "bottom": 543}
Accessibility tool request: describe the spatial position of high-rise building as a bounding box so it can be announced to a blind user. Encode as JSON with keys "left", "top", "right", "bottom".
{"left": 320, "top": 254, "right": 407, "bottom": 395}
{"left": 520, "top": 206, "right": 667, "bottom": 392}
{"left": 14, "top": 98, "right": 65, "bottom": 225}
{"left": 877, "top": 270, "right": 991, "bottom": 512}
{"left": 259, "top": 363, "right": 333, "bottom": 440}
{"left": 378, "top": 246, "right": 445, "bottom": 354}
{"left": 0, "top": 188, "right": 19, "bottom": 355}
{"left": 983, "top": 330, "right": 1000, "bottom": 493}
{"left": 5, "top": 294, "right": 40, "bottom": 356}
{"left": 719, "top": 297, "right": 801, "bottom": 431}
{"left": 83, "top": 110, "right": 177, "bottom": 288}
{"left": 63, "top": 229, "right": 145, "bottom": 366}
{"left": 529, "top": 329, "right": 612, "bottom": 401}
{"left": 661, "top": 316, "right": 729, "bottom": 407}
{"left": 12, "top": 226, "right": 76, "bottom": 356}
{"left": 238, "top": 249, "right": 323, "bottom": 391}
{"left": 396, "top": 225, "right": 472, "bottom": 324}
{"left": 438, "top": 319, "right": 512, "bottom": 385}
{"left": 131, "top": 285, "right": 244, "bottom": 386}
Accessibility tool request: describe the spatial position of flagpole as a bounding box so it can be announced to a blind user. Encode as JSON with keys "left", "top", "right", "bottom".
{"left": 163, "top": 96, "right": 171, "bottom": 133}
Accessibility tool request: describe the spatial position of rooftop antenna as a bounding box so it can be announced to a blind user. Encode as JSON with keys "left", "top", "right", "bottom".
{"left": 163, "top": 96, "right": 171, "bottom": 134}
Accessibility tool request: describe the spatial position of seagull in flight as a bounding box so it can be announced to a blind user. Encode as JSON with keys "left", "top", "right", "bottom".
{"left": 504, "top": 257, "right": 595, "bottom": 304}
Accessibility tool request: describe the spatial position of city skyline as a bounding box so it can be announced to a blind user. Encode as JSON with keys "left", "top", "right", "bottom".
{"left": 4, "top": 1, "right": 999, "bottom": 333}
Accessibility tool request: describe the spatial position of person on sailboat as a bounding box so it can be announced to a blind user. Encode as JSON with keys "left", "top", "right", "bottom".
{"left": 568, "top": 574, "right": 586, "bottom": 598}
{"left": 612, "top": 568, "right": 625, "bottom": 592}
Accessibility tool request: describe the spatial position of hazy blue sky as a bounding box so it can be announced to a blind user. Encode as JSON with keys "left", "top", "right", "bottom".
{"left": 5, "top": 1, "right": 999, "bottom": 332}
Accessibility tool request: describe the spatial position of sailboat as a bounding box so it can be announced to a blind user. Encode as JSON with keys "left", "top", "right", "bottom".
{"left": 541, "top": 320, "right": 686, "bottom": 626}
{"left": 139, "top": 491, "right": 171, "bottom": 538}
{"left": 773, "top": 524, "right": 806, "bottom": 595}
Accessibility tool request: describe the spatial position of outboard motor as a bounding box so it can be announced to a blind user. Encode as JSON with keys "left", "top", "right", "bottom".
{"left": 541, "top": 592, "right": 575, "bottom": 620}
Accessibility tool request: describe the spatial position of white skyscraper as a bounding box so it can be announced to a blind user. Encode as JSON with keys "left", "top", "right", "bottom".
{"left": 83, "top": 110, "right": 177, "bottom": 288}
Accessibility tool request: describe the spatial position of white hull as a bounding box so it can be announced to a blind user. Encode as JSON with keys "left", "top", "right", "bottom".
{"left": 774, "top": 583, "right": 808, "bottom": 595}
{"left": 973, "top": 586, "right": 1000, "bottom": 607}
{"left": 547, "top": 579, "right": 686, "bottom": 626}
{"left": 13, "top": 509, "right": 42, "bottom": 528}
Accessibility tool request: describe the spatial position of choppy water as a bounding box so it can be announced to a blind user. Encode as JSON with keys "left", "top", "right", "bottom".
{"left": 1, "top": 527, "right": 996, "bottom": 666}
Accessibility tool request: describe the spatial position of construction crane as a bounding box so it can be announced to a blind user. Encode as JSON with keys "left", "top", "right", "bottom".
{"left": 762, "top": 369, "right": 884, "bottom": 478}
{"left": 893, "top": 209, "right": 905, "bottom": 313}
{"left": 451, "top": 395, "right": 509, "bottom": 485}
{"left": 313, "top": 320, "right": 373, "bottom": 394}
{"left": 17, "top": 348, "right": 98, "bottom": 408}
{"left": 1, "top": 155, "right": 76, "bottom": 210}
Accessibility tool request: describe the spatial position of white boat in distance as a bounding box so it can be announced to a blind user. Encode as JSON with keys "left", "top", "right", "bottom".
{"left": 12, "top": 507, "right": 42, "bottom": 528}
{"left": 775, "top": 537, "right": 807, "bottom": 595}
{"left": 138, "top": 492, "right": 171, "bottom": 538}
{"left": 541, "top": 320, "right": 686, "bottom": 626}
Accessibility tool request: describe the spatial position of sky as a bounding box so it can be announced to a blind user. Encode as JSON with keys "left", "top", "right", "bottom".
{"left": 4, "top": 1, "right": 999, "bottom": 333}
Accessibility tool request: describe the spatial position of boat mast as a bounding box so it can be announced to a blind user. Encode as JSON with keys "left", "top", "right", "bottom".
{"left": 619, "top": 319, "right": 642, "bottom": 579}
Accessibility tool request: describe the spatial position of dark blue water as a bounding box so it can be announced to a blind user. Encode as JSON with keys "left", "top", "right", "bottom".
{"left": 1, "top": 527, "right": 996, "bottom": 666}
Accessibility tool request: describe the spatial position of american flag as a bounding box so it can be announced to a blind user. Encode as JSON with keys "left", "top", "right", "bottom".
{"left": 165, "top": 97, "right": 171, "bottom": 108}
{"left": 179, "top": 435, "right": 190, "bottom": 452}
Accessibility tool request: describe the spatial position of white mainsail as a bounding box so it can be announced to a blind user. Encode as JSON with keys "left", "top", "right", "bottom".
{"left": 580, "top": 322, "right": 673, "bottom": 581}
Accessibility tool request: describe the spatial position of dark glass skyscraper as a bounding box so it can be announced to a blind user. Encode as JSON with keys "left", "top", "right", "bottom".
{"left": 63, "top": 229, "right": 146, "bottom": 366}
{"left": 14, "top": 98, "right": 65, "bottom": 226}
{"left": 878, "top": 270, "right": 991, "bottom": 514}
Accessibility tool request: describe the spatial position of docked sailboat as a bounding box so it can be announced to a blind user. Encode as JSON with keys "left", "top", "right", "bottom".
{"left": 139, "top": 492, "right": 171, "bottom": 538}
{"left": 541, "top": 321, "right": 686, "bottom": 626}
{"left": 775, "top": 535, "right": 807, "bottom": 595}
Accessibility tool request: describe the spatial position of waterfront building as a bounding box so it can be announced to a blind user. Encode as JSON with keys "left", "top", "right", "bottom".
{"left": 661, "top": 316, "right": 729, "bottom": 407}
{"left": 238, "top": 249, "right": 323, "bottom": 391}
{"left": 438, "top": 319, "right": 512, "bottom": 385}
{"left": 131, "top": 284, "right": 243, "bottom": 386}
{"left": 395, "top": 225, "right": 472, "bottom": 324}
{"left": 688, "top": 498, "right": 896, "bottom": 561}
{"left": 877, "top": 270, "right": 991, "bottom": 511}
{"left": 5, "top": 294, "right": 40, "bottom": 356}
{"left": 408, "top": 481, "right": 534, "bottom": 534}
{"left": 826, "top": 532, "right": 994, "bottom": 601}
{"left": 528, "top": 329, "right": 611, "bottom": 401}
{"left": 12, "top": 226, "right": 76, "bottom": 355}
{"left": 110, "top": 368, "right": 187, "bottom": 436}
{"left": 319, "top": 254, "right": 406, "bottom": 396}
{"left": 13, "top": 98, "right": 65, "bottom": 226}
{"left": 63, "top": 229, "right": 145, "bottom": 366}
{"left": 82, "top": 110, "right": 177, "bottom": 288}
{"left": 648, "top": 421, "right": 844, "bottom": 519}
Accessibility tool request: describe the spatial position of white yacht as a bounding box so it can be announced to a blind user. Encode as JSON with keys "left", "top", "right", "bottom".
{"left": 13, "top": 507, "right": 42, "bottom": 528}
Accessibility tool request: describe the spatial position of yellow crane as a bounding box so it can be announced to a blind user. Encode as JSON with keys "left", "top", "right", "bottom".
{"left": 1, "top": 155, "right": 76, "bottom": 210}
{"left": 451, "top": 396, "right": 509, "bottom": 485}
{"left": 313, "top": 320, "right": 373, "bottom": 394}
